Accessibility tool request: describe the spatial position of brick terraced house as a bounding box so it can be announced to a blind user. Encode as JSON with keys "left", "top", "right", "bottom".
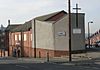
{"left": 87, "top": 30, "right": 100, "bottom": 47}
{"left": 6, "top": 21, "right": 32, "bottom": 57}
{"left": 5, "top": 23, "right": 22, "bottom": 56}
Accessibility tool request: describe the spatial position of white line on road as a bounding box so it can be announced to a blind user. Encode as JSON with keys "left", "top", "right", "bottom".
{"left": 78, "top": 66, "right": 100, "bottom": 70}
{"left": 15, "top": 65, "right": 29, "bottom": 69}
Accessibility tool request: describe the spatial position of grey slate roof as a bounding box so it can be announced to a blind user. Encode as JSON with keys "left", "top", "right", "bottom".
{"left": 5, "top": 24, "right": 22, "bottom": 32}
{"left": 10, "top": 10, "right": 67, "bottom": 32}
{"left": 11, "top": 20, "right": 32, "bottom": 32}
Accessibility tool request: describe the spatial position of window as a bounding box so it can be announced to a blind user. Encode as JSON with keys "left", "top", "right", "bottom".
{"left": 19, "top": 34, "right": 21, "bottom": 41}
{"left": 15, "top": 35, "right": 17, "bottom": 41}
{"left": 24, "top": 34, "right": 27, "bottom": 41}
{"left": 31, "top": 34, "right": 32, "bottom": 41}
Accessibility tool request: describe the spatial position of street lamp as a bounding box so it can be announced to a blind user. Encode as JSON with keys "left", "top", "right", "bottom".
{"left": 88, "top": 21, "right": 93, "bottom": 48}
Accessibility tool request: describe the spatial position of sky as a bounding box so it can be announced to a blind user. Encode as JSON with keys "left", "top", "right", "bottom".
{"left": 0, "top": 0, "right": 100, "bottom": 33}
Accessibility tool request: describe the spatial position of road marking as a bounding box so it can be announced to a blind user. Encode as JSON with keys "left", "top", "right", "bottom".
{"left": 95, "top": 62, "right": 100, "bottom": 64}
{"left": 92, "top": 67, "right": 100, "bottom": 69}
{"left": 78, "top": 66, "right": 100, "bottom": 69}
{"left": 15, "top": 65, "right": 29, "bottom": 69}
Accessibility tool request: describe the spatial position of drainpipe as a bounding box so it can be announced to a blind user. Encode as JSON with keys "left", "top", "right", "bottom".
{"left": 21, "top": 31, "right": 24, "bottom": 57}
{"left": 8, "top": 20, "right": 10, "bottom": 56}
{"left": 34, "top": 19, "right": 36, "bottom": 58}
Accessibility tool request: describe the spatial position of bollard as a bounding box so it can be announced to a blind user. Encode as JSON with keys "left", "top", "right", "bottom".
{"left": 39, "top": 51, "right": 41, "bottom": 58}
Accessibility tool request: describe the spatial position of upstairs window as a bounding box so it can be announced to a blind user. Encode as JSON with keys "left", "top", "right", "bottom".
{"left": 19, "top": 34, "right": 21, "bottom": 41}
{"left": 15, "top": 35, "right": 17, "bottom": 41}
{"left": 24, "top": 34, "right": 27, "bottom": 41}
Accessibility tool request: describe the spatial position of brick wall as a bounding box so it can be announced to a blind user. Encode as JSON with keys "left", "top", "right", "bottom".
{"left": 9, "top": 30, "right": 32, "bottom": 57}
{"left": 31, "top": 48, "right": 69, "bottom": 58}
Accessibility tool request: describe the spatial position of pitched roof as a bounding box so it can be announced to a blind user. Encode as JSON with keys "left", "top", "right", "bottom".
{"left": 35, "top": 10, "right": 67, "bottom": 21}
{"left": 10, "top": 10, "right": 67, "bottom": 32}
{"left": 21, "top": 20, "right": 32, "bottom": 31}
{"left": 11, "top": 20, "right": 32, "bottom": 32}
{"left": 5, "top": 24, "right": 22, "bottom": 32}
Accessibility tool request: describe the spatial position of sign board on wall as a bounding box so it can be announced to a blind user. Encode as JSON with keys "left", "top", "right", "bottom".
{"left": 58, "top": 32, "right": 66, "bottom": 36}
{"left": 73, "top": 28, "right": 81, "bottom": 34}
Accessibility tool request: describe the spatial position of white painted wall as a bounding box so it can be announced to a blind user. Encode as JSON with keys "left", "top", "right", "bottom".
{"left": 54, "top": 16, "right": 69, "bottom": 51}
{"left": 54, "top": 14, "right": 85, "bottom": 51}
{"left": 71, "top": 14, "right": 85, "bottom": 50}
{"left": 32, "top": 14, "right": 85, "bottom": 51}
{"left": 35, "top": 20, "right": 54, "bottom": 50}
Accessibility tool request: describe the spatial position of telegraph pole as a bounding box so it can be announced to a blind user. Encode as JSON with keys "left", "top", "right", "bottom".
{"left": 68, "top": 0, "right": 72, "bottom": 62}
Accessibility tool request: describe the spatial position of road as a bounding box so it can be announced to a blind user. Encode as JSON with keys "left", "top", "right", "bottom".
{"left": 0, "top": 61, "right": 100, "bottom": 70}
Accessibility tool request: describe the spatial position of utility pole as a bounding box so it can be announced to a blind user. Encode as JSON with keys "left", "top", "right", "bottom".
{"left": 73, "top": 3, "right": 81, "bottom": 27}
{"left": 68, "top": 0, "right": 72, "bottom": 62}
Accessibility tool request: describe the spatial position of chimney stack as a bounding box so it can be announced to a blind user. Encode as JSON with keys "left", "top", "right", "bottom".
{"left": 8, "top": 20, "right": 10, "bottom": 25}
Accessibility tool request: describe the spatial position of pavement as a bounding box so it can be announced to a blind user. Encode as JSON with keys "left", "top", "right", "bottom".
{"left": 0, "top": 47, "right": 100, "bottom": 64}
{"left": 0, "top": 48, "right": 100, "bottom": 70}
{"left": 0, "top": 54, "right": 94, "bottom": 64}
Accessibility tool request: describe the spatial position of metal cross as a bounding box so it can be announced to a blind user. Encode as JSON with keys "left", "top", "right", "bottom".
{"left": 73, "top": 3, "right": 81, "bottom": 27}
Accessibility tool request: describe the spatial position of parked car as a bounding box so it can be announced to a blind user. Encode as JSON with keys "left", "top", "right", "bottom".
{"left": 95, "top": 42, "right": 100, "bottom": 47}
{"left": 85, "top": 45, "right": 95, "bottom": 49}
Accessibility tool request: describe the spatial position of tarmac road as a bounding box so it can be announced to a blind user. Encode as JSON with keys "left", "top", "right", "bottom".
{"left": 0, "top": 61, "right": 100, "bottom": 70}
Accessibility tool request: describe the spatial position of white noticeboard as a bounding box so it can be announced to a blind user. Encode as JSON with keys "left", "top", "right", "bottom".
{"left": 73, "top": 28, "right": 81, "bottom": 34}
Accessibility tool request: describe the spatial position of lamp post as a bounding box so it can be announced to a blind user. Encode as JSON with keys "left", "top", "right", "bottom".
{"left": 88, "top": 21, "right": 93, "bottom": 48}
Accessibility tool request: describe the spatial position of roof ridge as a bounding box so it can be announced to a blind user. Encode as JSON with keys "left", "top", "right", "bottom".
{"left": 45, "top": 10, "right": 67, "bottom": 21}
{"left": 35, "top": 10, "right": 67, "bottom": 21}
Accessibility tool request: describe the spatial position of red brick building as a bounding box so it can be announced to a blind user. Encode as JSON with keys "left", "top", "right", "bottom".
{"left": 6, "top": 10, "right": 85, "bottom": 58}
{"left": 86, "top": 29, "right": 100, "bottom": 46}
{"left": 5, "top": 21, "right": 32, "bottom": 57}
{"left": 5, "top": 24, "right": 22, "bottom": 56}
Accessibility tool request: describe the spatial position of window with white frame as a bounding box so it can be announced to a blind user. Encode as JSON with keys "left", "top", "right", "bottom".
{"left": 19, "top": 34, "right": 21, "bottom": 41}
{"left": 15, "top": 35, "right": 17, "bottom": 41}
{"left": 24, "top": 34, "right": 27, "bottom": 41}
